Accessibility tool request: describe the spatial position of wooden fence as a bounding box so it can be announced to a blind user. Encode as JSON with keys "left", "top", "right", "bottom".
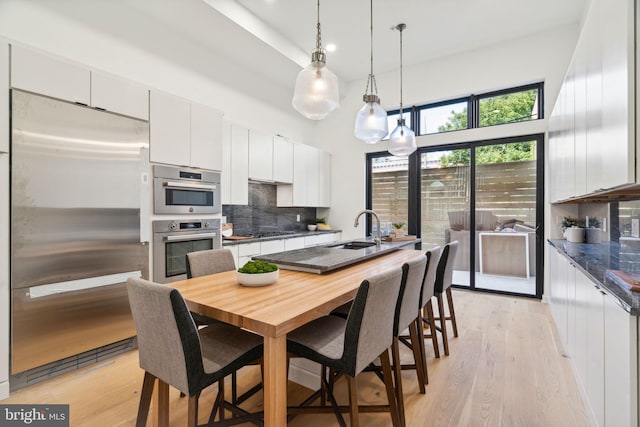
{"left": 372, "top": 160, "right": 537, "bottom": 246}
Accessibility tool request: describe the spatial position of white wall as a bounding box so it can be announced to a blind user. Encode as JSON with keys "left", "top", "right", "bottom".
{"left": 314, "top": 24, "right": 581, "bottom": 240}
{"left": 0, "top": 0, "right": 314, "bottom": 141}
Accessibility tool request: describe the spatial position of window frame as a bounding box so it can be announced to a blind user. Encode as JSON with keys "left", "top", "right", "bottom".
{"left": 407, "top": 82, "right": 544, "bottom": 136}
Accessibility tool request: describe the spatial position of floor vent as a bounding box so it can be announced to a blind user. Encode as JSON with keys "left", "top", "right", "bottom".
{"left": 10, "top": 337, "right": 137, "bottom": 391}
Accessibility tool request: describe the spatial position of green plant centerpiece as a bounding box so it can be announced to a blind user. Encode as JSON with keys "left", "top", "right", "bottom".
{"left": 314, "top": 218, "right": 326, "bottom": 225}
{"left": 237, "top": 260, "right": 278, "bottom": 274}
{"left": 236, "top": 260, "right": 279, "bottom": 287}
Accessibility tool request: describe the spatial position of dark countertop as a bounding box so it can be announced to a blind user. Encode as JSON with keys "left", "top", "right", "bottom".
{"left": 253, "top": 237, "right": 421, "bottom": 274}
{"left": 548, "top": 239, "right": 640, "bottom": 315}
{"left": 222, "top": 229, "right": 342, "bottom": 245}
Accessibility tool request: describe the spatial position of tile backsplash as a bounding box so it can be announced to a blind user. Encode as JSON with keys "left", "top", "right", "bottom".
{"left": 222, "top": 183, "right": 316, "bottom": 235}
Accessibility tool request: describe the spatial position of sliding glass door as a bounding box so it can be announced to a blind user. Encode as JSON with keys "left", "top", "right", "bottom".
{"left": 419, "top": 135, "right": 543, "bottom": 297}
{"left": 420, "top": 148, "right": 471, "bottom": 287}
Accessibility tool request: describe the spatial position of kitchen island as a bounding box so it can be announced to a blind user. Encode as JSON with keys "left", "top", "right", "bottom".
{"left": 253, "top": 237, "right": 420, "bottom": 274}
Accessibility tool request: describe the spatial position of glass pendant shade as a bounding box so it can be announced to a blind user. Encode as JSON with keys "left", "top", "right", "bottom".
{"left": 388, "top": 119, "right": 416, "bottom": 157}
{"left": 292, "top": 60, "right": 340, "bottom": 120}
{"left": 354, "top": 98, "right": 388, "bottom": 144}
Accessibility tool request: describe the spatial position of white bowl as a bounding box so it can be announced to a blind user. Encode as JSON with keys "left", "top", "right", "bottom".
{"left": 236, "top": 269, "right": 279, "bottom": 287}
{"left": 307, "top": 224, "right": 317, "bottom": 231}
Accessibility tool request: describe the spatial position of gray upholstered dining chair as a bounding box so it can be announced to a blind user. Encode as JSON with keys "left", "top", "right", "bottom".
{"left": 185, "top": 248, "right": 262, "bottom": 406}
{"left": 126, "top": 277, "right": 263, "bottom": 427}
{"left": 186, "top": 248, "right": 236, "bottom": 325}
{"left": 417, "top": 246, "right": 442, "bottom": 363}
{"left": 390, "top": 255, "right": 428, "bottom": 426}
{"left": 286, "top": 267, "right": 404, "bottom": 427}
{"left": 186, "top": 248, "right": 236, "bottom": 279}
{"left": 432, "top": 241, "right": 459, "bottom": 356}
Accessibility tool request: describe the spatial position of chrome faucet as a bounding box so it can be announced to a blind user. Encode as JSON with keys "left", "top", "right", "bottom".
{"left": 354, "top": 209, "right": 382, "bottom": 248}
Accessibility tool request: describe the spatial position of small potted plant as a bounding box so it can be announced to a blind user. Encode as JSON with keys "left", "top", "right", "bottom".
{"left": 561, "top": 217, "right": 584, "bottom": 242}
{"left": 391, "top": 222, "right": 405, "bottom": 236}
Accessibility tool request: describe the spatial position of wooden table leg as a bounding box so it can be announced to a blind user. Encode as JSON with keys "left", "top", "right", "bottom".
{"left": 263, "top": 335, "right": 287, "bottom": 427}
{"left": 153, "top": 379, "right": 170, "bottom": 427}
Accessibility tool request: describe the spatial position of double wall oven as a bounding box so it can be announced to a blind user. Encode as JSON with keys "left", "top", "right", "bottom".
{"left": 153, "top": 165, "right": 222, "bottom": 283}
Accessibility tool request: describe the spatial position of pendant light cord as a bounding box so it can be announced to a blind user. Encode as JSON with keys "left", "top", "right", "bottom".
{"left": 399, "top": 24, "right": 404, "bottom": 116}
{"left": 364, "top": 0, "right": 378, "bottom": 97}
{"left": 316, "top": 0, "right": 322, "bottom": 51}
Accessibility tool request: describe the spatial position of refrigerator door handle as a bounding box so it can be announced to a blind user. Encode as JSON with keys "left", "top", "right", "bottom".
{"left": 164, "top": 232, "right": 218, "bottom": 242}
{"left": 28, "top": 271, "right": 143, "bottom": 299}
{"left": 163, "top": 181, "right": 217, "bottom": 191}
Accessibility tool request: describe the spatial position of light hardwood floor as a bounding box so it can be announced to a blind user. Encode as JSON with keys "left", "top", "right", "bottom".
{"left": 2, "top": 290, "right": 592, "bottom": 426}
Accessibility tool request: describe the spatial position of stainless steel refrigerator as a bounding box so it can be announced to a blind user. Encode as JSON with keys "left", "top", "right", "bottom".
{"left": 10, "top": 90, "right": 149, "bottom": 374}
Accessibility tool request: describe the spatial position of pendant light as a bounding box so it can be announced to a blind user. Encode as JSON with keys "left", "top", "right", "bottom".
{"left": 292, "top": 0, "right": 340, "bottom": 120}
{"left": 388, "top": 23, "right": 416, "bottom": 157}
{"left": 353, "top": 0, "right": 388, "bottom": 144}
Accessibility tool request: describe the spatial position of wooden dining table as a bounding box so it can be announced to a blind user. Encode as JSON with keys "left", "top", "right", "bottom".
{"left": 161, "top": 248, "right": 424, "bottom": 427}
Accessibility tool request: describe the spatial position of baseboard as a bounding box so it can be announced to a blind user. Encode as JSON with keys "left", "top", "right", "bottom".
{"left": 0, "top": 380, "right": 10, "bottom": 400}
{"left": 287, "top": 358, "right": 321, "bottom": 391}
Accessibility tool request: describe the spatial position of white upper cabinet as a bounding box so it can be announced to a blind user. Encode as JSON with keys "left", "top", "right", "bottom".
{"left": 273, "top": 136, "right": 293, "bottom": 184}
{"left": 318, "top": 149, "right": 331, "bottom": 207}
{"left": 149, "top": 91, "right": 222, "bottom": 171}
{"left": 190, "top": 102, "right": 223, "bottom": 171}
{"left": 277, "top": 143, "right": 331, "bottom": 207}
{"left": 0, "top": 39, "right": 8, "bottom": 153}
{"left": 249, "top": 132, "right": 294, "bottom": 184}
{"left": 600, "top": 0, "right": 635, "bottom": 189}
{"left": 221, "top": 121, "right": 248, "bottom": 205}
{"left": 149, "top": 90, "right": 190, "bottom": 167}
{"left": 548, "top": 0, "right": 636, "bottom": 201}
{"left": 10, "top": 45, "right": 149, "bottom": 120}
{"left": 91, "top": 71, "right": 149, "bottom": 120}
{"left": 11, "top": 44, "right": 90, "bottom": 105}
{"left": 248, "top": 130, "right": 273, "bottom": 181}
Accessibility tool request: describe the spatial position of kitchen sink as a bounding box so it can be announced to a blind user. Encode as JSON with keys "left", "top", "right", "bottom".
{"left": 330, "top": 241, "right": 377, "bottom": 250}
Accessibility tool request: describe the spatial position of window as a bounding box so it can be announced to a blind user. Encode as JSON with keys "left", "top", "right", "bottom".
{"left": 403, "top": 83, "right": 543, "bottom": 136}
{"left": 478, "top": 86, "right": 540, "bottom": 127}
{"left": 418, "top": 100, "right": 468, "bottom": 135}
{"left": 368, "top": 154, "right": 409, "bottom": 235}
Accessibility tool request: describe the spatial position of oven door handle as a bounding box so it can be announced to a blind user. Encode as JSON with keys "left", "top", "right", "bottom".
{"left": 165, "top": 233, "right": 218, "bottom": 242}
{"left": 163, "top": 181, "right": 217, "bottom": 191}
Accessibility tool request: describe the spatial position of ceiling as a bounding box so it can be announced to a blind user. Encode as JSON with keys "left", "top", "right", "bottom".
{"left": 21, "top": 0, "right": 588, "bottom": 114}
{"left": 208, "top": 0, "right": 589, "bottom": 82}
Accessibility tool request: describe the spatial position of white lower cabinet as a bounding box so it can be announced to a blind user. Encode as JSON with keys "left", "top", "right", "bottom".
{"left": 260, "top": 240, "right": 285, "bottom": 255}
{"left": 284, "top": 237, "right": 305, "bottom": 251}
{"left": 549, "top": 244, "right": 638, "bottom": 426}
{"left": 585, "top": 280, "right": 605, "bottom": 426}
{"left": 603, "top": 292, "right": 638, "bottom": 426}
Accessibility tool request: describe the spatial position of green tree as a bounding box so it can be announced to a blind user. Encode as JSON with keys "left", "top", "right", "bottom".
{"left": 438, "top": 90, "right": 537, "bottom": 166}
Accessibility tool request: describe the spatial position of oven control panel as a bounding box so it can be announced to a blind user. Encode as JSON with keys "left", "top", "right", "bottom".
{"left": 153, "top": 219, "right": 221, "bottom": 233}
